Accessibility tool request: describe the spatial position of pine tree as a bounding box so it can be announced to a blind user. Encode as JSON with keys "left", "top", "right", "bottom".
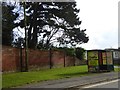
{"left": 2, "top": 2, "right": 19, "bottom": 46}
{"left": 18, "top": 2, "right": 89, "bottom": 49}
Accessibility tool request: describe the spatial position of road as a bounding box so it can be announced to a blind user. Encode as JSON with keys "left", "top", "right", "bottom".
{"left": 80, "top": 79, "right": 119, "bottom": 89}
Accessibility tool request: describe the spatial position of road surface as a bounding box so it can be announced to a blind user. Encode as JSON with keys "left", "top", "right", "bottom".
{"left": 80, "top": 79, "right": 119, "bottom": 89}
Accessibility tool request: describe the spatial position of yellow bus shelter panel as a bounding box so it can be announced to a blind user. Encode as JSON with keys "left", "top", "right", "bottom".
{"left": 102, "top": 52, "right": 107, "bottom": 65}
{"left": 88, "top": 51, "right": 98, "bottom": 66}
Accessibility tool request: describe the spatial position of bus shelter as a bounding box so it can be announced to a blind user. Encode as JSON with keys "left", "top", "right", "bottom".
{"left": 87, "top": 50, "right": 114, "bottom": 72}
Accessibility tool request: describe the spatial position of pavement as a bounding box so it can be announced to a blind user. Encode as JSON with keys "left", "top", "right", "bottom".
{"left": 16, "top": 71, "right": 119, "bottom": 89}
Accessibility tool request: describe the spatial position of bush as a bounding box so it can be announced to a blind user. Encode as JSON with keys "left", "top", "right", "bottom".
{"left": 75, "top": 47, "right": 85, "bottom": 60}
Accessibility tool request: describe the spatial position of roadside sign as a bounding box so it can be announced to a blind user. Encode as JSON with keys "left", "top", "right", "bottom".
{"left": 87, "top": 51, "right": 98, "bottom": 66}
{"left": 87, "top": 50, "right": 99, "bottom": 72}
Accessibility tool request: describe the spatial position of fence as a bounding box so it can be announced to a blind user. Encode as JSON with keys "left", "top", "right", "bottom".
{"left": 2, "top": 46, "right": 82, "bottom": 72}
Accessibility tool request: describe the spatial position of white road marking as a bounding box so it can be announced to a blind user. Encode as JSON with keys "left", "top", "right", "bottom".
{"left": 82, "top": 79, "right": 119, "bottom": 88}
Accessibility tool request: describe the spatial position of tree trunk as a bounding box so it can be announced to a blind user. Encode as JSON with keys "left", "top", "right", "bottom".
{"left": 31, "top": 3, "right": 38, "bottom": 49}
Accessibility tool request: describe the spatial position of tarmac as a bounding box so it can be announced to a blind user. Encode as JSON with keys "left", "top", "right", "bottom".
{"left": 16, "top": 71, "right": 119, "bottom": 89}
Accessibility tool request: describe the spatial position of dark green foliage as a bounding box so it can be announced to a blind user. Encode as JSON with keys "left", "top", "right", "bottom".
{"left": 75, "top": 47, "right": 85, "bottom": 60}
{"left": 13, "top": 37, "right": 25, "bottom": 48}
{"left": 65, "top": 48, "right": 75, "bottom": 56}
{"left": 18, "top": 2, "right": 89, "bottom": 49}
{"left": 2, "top": 2, "right": 18, "bottom": 46}
{"left": 2, "top": 1, "right": 89, "bottom": 48}
{"left": 52, "top": 47, "right": 75, "bottom": 56}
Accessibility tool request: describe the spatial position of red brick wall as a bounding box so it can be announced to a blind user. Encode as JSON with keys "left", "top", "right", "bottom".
{"left": 0, "top": 45, "right": 2, "bottom": 72}
{"left": 51, "top": 50, "right": 64, "bottom": 68}
{"left": 2, "top": 46, "right": 20, "bottom": 72}
{"left": 28, "top": 49, "right": 50, "bottom": 70}
{"left": 2, "top": 46, "right": 77, "bottom": 72}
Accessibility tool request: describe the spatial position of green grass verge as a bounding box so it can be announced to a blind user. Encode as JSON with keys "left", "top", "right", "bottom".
{"left": 2, "top": 65, "right": 88, "bottom": 88}
{"left": 3, "top": 65, "right": 120, "bottom": 88}
{"left": 114, "top": 66, "right": 120, "bottom": 72}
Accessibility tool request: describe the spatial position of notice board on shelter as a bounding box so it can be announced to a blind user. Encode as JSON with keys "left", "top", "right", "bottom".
{"left": 87, "top": 51, "right": 99, "bottom": 72}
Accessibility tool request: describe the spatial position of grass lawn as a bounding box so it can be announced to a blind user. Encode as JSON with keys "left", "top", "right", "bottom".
{"left": 2, "top": 65, "right": 88, "bottom": 88}
{"left": 114, "top": 66, "right": 120, "bottom": 72}
{"left": 2, "top": 65, "right": 120, "bottom": 88}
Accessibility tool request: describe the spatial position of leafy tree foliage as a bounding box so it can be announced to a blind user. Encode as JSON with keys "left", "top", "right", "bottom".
{"left": 2, "top": 2, "right": 19, "bottom": 46}
{"left": 53, "top": 47, "right": 75, "bottom": 56}
{"left": 75, "top": 47, "right": 85, "bottom": 60}
{"left": 18, "top": 2, "right": 89, "bottom": 49}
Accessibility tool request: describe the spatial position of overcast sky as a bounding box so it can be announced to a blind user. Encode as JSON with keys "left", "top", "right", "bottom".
{"left": 76, "top": 0, "right": 119, "bottom": 50}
